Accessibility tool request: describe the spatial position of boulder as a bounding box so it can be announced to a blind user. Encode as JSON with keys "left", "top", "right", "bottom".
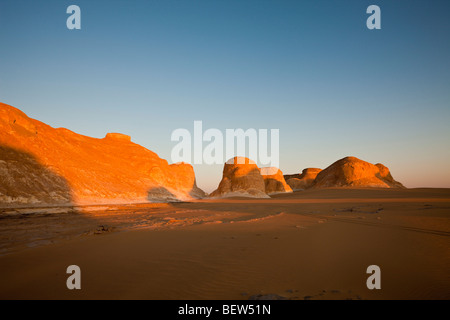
{"left": 260, "top": 167, "right": 292, "bottom": 194}
{"left": 312, "top": 156, "right": 404, "bottom": 189}
{"left": 285, "top": 168, "right": 322, "bottom": 190}
{"left": 210, "top": 157, "right": 269, "bottom": 198}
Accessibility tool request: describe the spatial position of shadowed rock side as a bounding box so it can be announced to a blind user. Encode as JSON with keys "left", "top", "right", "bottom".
{"left": 260, "top": 167, "right": 292, "bottom": 194}
{"left": 0, "top": 146, "right": 73, "bottom": 206}
{"left": 0, "top": 103, "right": 205, "bottom": 205}
{"left": 312, "top": 156, "right": 405, "bottom": 189}
{"left": 285, "top": 168, "right": 322, "bottom": 191}
{"left": 210, "top": 157, "right": 269, "bottom": 198}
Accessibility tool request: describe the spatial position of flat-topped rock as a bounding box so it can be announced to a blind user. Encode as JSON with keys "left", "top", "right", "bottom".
{"left": 104, "top": 132, "right": 131, "bottom": 142}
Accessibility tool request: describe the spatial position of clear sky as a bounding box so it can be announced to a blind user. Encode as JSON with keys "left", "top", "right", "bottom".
{"left": 1, "top": 0, "right": 449, "bottom": 192}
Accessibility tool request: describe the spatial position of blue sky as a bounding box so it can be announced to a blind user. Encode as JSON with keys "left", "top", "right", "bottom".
{"left": 1, "top": 0, "right": 449, "bottom": 192}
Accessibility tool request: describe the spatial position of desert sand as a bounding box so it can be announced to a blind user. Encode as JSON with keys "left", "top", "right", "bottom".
{"left": 0, "top": 188, "right": 449, "bottom": 300}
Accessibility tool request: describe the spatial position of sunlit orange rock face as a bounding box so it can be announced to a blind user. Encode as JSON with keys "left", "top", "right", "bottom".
{"left": 260, "top": 167, "right": 292, "bottom": 194}
{"left": 0, "top": 103, "right": 205, "bottom": 206}
{"left": 285, "top": 168, "right": 322, "bottom": 190}
{"left": 210, "top": 157, "right": 268, "bottom": 198}
{"left": 312, "top": 156, "right": 404, "bottom": 189}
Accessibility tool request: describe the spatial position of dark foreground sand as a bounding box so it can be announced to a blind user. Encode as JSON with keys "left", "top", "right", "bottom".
{"left": 0, "top": 188, "right": 449, "bottom": 300}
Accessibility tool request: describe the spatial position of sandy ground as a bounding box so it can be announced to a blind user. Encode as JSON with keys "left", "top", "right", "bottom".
{"left": 0, "top": 188, "right": 449, "bottom": 300}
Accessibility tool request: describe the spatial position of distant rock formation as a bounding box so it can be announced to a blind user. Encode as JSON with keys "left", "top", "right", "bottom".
{"left": 312, "top": 156, "right": 404, "bottom": 189}
{"left": 260, "top": 167, "right": 292, "bottom": 194}
{"left": 0, "top": 103, "right": 205, "bottom": 206}
{"left": 285, "top": 168, "right": 322, "bottom": 191}
{"left": 210, "top": 157, "right": 269, "bottom": 198}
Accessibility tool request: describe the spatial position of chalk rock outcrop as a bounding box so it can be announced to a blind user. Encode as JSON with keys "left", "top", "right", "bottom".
{"left": 0, "top": 103, "right": 205, "bottom": 206}
{"left": 260, "top": 167, "right": 292, "bottom": 194}
{"left": 210, "top": 157, "right": 269, "bottom": 198}
{"left": 285, "top": 168, "right": 322, "bottom": 190}
{"left": 104, "top": 132, "right": 131, "bottom": 142}
{"left": 312, "top": 156, "right": 404, "bottom": 189}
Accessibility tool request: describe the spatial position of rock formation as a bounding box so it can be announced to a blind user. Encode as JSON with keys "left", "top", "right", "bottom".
{"left": 260, "top": 167, "right": 292, "bottom": 194}
{"left": 285, "top": 168, "right": 322, "bottom": 190}
{"left": 0, "top": 103, "right": 205, "bottom": 206}
{"left": 210, "top": 157, "right": 269, "bottom": 198}
{"left": 312, "top": 156, "right": 404, "bottom": 189}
